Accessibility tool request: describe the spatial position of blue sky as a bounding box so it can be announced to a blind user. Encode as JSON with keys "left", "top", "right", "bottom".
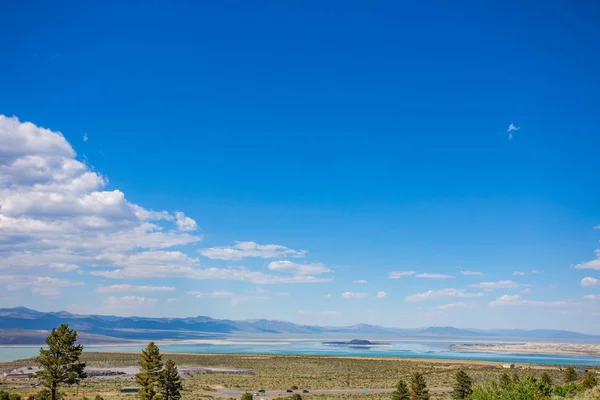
{"left": 1, "top": 0, "right": 600, "bottom": 332}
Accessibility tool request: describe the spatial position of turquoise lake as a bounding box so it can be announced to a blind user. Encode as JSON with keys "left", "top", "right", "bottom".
{"left": 1, "top": 340, "right": 600, "bottom": 366}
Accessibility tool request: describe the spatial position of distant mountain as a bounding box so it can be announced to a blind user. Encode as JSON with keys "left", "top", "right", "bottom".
{"left": 0, "top": 307, "right": 598, "bottom": 344}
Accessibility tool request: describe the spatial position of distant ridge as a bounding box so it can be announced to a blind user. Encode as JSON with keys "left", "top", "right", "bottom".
{"left": 0, "top": 307, "right": 598, "bottom": 344}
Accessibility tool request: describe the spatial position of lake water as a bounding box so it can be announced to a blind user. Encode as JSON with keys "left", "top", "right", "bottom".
{"left": 2, "top": 339, "right": 600, "bottom": 366}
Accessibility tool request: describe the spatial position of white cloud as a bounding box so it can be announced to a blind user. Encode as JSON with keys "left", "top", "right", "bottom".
{"left": 584, "top": 294, "right": 600, "bottom": 301}
{"left": 166, "top": 298, "right": 177, "bottom": 303}
{"left": 406, "top": 288, "right": 484, "bottom": 302}
{"left": 437, "top": 302, "right": 469, "bottom": 310}
{"left": 376, "top": 291, "right": 387, "bottom": 298}
{"left": 341, "top": 292, "right": 368, "bottom": 300}
{"left": 531, "top": 270, "right": 541, "bottom": 274}
{"left": 187, "top": 290, "right": 267, "bottom": 305}
{"left": 324, "top": 293, "right": 332, "bottom": 299}
{"left": 460, "top": 270, "right": 482, "bottom": 276}
{"left": 489, "top": 295, "right": 573, "bottom": 309}
{"left": 174, "top": 211, "right": 198, "bottom": 232}
{"left": 95, "top": 284, "right": 176, "bottom": 293}
{"left": 573, "top": 250, "right": 600, "bottom": 270}
{"left": 104, "top": 295, "right": 157, "bottom": 307}
{"left": 521, "top": 288, "right": 533, "bottom": 295}
{"left": 0, "top": 275, "right": 83, "bottom": 296}
{"left": 83, "top": 133, "right": 88, "bottom": 142}
{"left": 267, "top": 260, "right": 332, "bottom": 276}
{"left": 506, "top": 123, "right": 520, "bottom": 139}
{"left": 470, "top": 280, "right": 523, "bottom": 290}
{"left": 353, "top": 279, "right": 368, "bottom": 284}
{"left": 416, "top": 273, "right": 454, "bottom": 279}
{"left": 513, "top": 271, "right": 525, "bottom": 276}
{"left": 199, "top": 241, "right": 306, "bottom": 260}
{"left": 581, "top": 277, "right": 600, "bottom": 288}
{"left": 388, "top": 271, "right": 416, "bottom": 279}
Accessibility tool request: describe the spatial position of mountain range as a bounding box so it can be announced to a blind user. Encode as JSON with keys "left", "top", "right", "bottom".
{"left": 0, "top": 307, "right": 598, "bottom": 344}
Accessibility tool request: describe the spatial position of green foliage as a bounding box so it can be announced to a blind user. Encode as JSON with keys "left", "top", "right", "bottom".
{"left": 37, "top": 389, "right": 52, "bottom": 400}
{"left": 391, "top": 378, "right": 409, "bottom": 400}
{"left": 582, "top": 372, "right": 599, "bottom": 390}
{"left": 136, "top": 342, "right": 163, "bottom": 400}
{"left": 291, "top": 385, "right": 298, "bottom": 390}
{"left": 554, "top": 381, "right": 578, "bottom": 398}
{"left": 0, "top": 391, "right": 9, "bottom": 400}
{"left": 240, "top": 393, "right": 253, "bottom": 400}
{"left": 452, "top": 370, "right": 473, "bottom": 400}
{"left": 471, "top": 382, "right": 503, "bottom": 400}
{"left": 472, "top": 376, "right": 552, "bottom": 400}
{"left": 499, "top": 372, "right": 511, "bottom": 389}
{"left": 8, "top": 394, "right": 20, "bottom": 400}
{"left": 290, "top": 394, "right": 302, "bottom": 400}
{"left": 540, "top": 372, "right": 552, "bottom": 385}
{"left": 34, "top": 325, "right": 86, "bottom": 400}
{"left": 93, "top": 396, "right": 103, "bottom": 400}
{"left": 159, "top": 359, "right": 183, "bottom": 400}
{"left": 409, "top": 372, "right": 430, "bottom": 400}
{"left": 565, "top": 367, "right": 578, "bottom": 383}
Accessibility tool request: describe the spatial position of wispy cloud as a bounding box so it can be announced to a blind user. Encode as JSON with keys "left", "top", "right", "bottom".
{"left": 512, "top": 271, "right": 525, "bottom": 276}
{"left": 199, "top": 241, "right": 306, "bottom": 260}
{"left": 406, "top": 288, "right": 484, "bottom": 302}
{"left": 506, "top": 123, "right": 520, "bottom": 139}
{"left": 376, "top": 291, "right": 387, "bottom": 298}
{"left": 104, "top": 295, "right": 157, "bottom": 307}
{"left": 353, "top": 279, "right": 368, "bottom": 284}
{"left": 268, "top": 260, "right": 332, "bottom": 275}
{"left": 0, "top": 275, "right": 83, "bottom": 296}
{"left": 388, "top": 271, "right": 416, "bottom": 279}
{"left": 489, "top": 295, "right": 574, "bottom": 309}
{"left": 416, "top": 273, "right": 454, "bottom": 279}
{"left": 437, "top": 302, "right": 470, "bottom": 310}
{"left": 95, "top": 284, "right": 176, "bottom": 293}
{"left": 324, "top": 293, "right": 332, "bottom": 299}
{"left": 470, "top": 280, "right": 523, "bottom": 290}
{"left": 460, "top": 270, "right": 483, "bottom": 276}
{"left": 341, "top": 292, "right": 368, "bottom": 300}
{"left": 187, "top": 290, "right": 267, "bottom": 305}
{"left": 83, "top": 133, "right": 88, "bottom": 142}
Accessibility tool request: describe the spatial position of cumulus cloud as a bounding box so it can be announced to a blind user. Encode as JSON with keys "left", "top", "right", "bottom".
{"left": 353, "top": 279, "right": 368, "bottom": 284}
{"left": 324, "top": 293, "right": 332, "bottom": 299}
{"left": 581, "top": 277, "right": 600, "bottom": 288}
{"left": 470, "top": 280, "right": 523, "bottom": 290}
{"left": 341, "top": 292, "right": 368, "bottom": 300}
{"left": 199, "top": 241, "right": 306, "bottom": 260}
{"left": 376, "top": 291, "right": 387, "bottom": 298}
{"left": 174, "top": 211, "right": 198, "bottom": 232}
{"left": 573, "top": 250, "right": 600, "bottom": 270}
{"left": 0, "top": 275, "right": 83, "bottom": 296}
{"left": 460, "top": 270, "right": 482, "bottom": 276}
{"left": 416, "top": 273, "right": 454, "bottom": 279}
{"left": 388, "top": 271, "right": 416, "bottom": 279}
{"left": 489, "top": 295, "right": 573, "bottom": 309}
{"left": 406, "top": 288, "right": 484, "bottom": 302}
{"left": 187, "top": 290, "right": 266, "bottom": 305}
{"left": 95, "top": 284, "right": 176, "bottom": 293}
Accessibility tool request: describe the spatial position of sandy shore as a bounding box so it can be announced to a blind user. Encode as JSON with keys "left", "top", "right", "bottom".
{"left": 451, "top": 343, "right": 600, "bottom": 357}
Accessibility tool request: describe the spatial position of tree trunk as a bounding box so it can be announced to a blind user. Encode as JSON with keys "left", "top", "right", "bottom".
{"left": 51, "top": 384, "right": 57, "bottom": 400}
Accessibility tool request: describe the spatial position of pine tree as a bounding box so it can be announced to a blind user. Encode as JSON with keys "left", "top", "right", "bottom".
{"left": 564, "top": 366, "right": 577, "bottom": 383}
{"left": 581, "top": 372, "right": 598, "bottom": 389}
{"left": 391, "top": 378, "right": 409, "bottom": 400}
{"left": 34, "top": 324, "right": 86, "bottom": 400}
{"left": 452, "top": 370, "right": 473, "bottom": 400}
{"left": 540, "top": 372, "right": 552, "bottom": 385}
{"left": 136, "top": 342, "right": 163, "bottom": 400}
{"left": 159, "top": 360, "right": 183, "bottom": 400}
{"left": 410, "top": 372, "right": 430, "bottom": 400}
{"left": 499, "top": 372, "right": 511, "bottom": 388}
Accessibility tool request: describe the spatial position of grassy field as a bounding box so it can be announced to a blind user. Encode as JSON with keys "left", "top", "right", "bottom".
{"left": 0, "top": 352, "right": 594, "bottom": 399}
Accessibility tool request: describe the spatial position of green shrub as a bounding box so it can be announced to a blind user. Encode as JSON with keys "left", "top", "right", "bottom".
{"left": 0, "top": 391, "right": 9, "bottom": 400}
{"left": 9, "top": 394, "right": 21, "bottom": 400}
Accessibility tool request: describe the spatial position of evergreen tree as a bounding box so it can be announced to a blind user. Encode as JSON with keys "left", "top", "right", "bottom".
{"left": 582, "top": 372, "right": 598, "bottom": 389}
{"left": 452, "top": 370, "right": 473, "bottom": 400}
{"left": 410, "top": 372, "right": 430, "bottom": 400}
{"left": 540, "top": 372, "right": 552, "bottom": 385}
{"left": 136, "top": 342, "right": 163, "bottom": 400}
{"left": 499, "top": 372, "right": 511, "bottom": 388}
{"left": 159, "top": 360, "right": 183, "bottom": 400}
{"left": 511, "top": 372, "right": 520, "bottom": 383}
{"left": 34, "top": 324, "right": 86, "bottom": 400}
{"left": 564, "top": 366, "right": 577, "bottom": 383}
{"left": 391, "top": 378, "right": 409, "bottom": 400}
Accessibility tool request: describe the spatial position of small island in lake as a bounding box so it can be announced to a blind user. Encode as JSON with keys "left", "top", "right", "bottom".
{"left": 321, "top": 339, "right": 391, "bottom": 348}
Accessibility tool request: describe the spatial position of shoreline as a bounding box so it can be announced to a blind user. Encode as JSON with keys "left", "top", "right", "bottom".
{"left": 451, "top": 343, "right": 600, "bottom": 357}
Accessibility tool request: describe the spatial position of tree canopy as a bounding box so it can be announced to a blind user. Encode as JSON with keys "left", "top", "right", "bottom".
{"left": 136, "top": 342, "right": 163, "bottom": 400}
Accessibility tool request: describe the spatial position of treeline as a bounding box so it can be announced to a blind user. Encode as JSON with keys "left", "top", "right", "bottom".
{"left": 390, "top": 367, "right": 599, "bottom": 400}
